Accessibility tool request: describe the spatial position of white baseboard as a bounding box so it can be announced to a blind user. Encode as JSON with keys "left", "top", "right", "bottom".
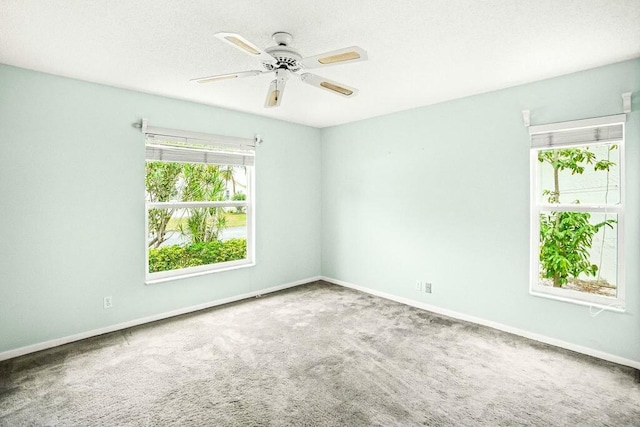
{"left": 0, "top": 276, "right": 321, "bottom": 362}
{"left": 321, "top": 276, "right": 640, "bottom": 370}
{"left": 4, "top": 275, "right": 638, "bottom": 371}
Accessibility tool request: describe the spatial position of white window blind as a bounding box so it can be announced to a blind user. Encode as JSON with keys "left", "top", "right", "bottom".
{"left": 529, "top": 114, "right": 625, "bottom": 149}
{"left": 142, "top": 120, "right": 256, "bottom": 166}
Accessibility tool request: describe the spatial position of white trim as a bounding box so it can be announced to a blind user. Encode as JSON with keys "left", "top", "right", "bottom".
{"left": 246, "top": 165, "right": 256, "bottom": 267}
{"left": 529, "top": 114, "right": 626, "bottom": 134}
{"left": 529, "top": 123, "right": 625, "bottom": 310}
{"left": 529, "top": 290, "right": 624, "bottom": 312}
{"left": 144, "top": 150, "right": 256, "bottom": 282}
{"left": 538, "top": 204, "right": 622, "bottom": 213}
{"left": 3, "top": 275, "right": 638, "bottom": 371}
{"left": 0, "top": 276, "right": 321, "bottom": 362}
{"left": 321, "top": 276, "right": 640, "bottom": 370}
{"left": 147, "top": 201, "right": 247, "bottom": 209}
{"left": 146, "top": 260, "right": 255, "bottom": 284}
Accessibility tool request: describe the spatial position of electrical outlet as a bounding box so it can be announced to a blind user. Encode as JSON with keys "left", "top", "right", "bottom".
{"left": 424, "top": 282, "right": 432, "bottom": 293}
{"left": 415, "top": 280, "right": 422, "bottom": 291}
{"left": 103, "top": 296, "right": 113, "bottom": 309}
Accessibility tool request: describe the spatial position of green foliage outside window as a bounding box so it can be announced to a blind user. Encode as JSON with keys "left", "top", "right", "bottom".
{"left": 146, "top": 162, "right": 182, "bottom": 248}
{"left": 148, "top": 238, "right": 247, "bottom": 273}
{"left": 232, "top": 192, "right": 246, "bottom": 213}
{"left": 538, "top": 147, "right": 617, "bottom": 288}
{"left": 177, "top": 163, "right": 228, "bottom": 243}
{"left": 146, "top": 161, "right": 247, "bottom": 272}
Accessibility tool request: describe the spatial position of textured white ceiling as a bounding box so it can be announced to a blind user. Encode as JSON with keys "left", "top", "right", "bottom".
{"left": 1, "top": 0, "right": 639, "bottom": 128}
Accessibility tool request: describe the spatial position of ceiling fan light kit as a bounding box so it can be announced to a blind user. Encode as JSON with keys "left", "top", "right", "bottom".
{"left": 265, "top": 68, "right": 289, "bottom": 108}
{"left": 192, "top": 31, "right": 368, "bottom": 108}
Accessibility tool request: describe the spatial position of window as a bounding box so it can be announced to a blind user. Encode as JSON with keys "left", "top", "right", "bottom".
{"left": 143, "top": 121, "right": 256, "bottom": 283}
{"left": 529, "top": 114, "right": 625, "bottom": 310}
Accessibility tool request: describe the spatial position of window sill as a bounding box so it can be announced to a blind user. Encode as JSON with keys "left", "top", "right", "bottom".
{"left": 529, "top": 290, "right": 626, "bottom": 313}
{"left": 146, "top": 261, "right": 255, "bottom": 285}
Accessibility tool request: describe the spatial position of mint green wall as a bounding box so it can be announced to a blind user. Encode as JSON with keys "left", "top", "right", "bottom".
{"left": 0, "top": 65, "right": 322, "bottom": 353}
{"left": 321, "top": 59, "right": 640, "bottom": 363}
{"left": 2, "top": 60, "right": 638, "bottom": 363}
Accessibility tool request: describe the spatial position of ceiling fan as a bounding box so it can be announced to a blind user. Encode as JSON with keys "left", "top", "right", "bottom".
{"left": 192, "top": 31, "right": 367, "bottom": 108}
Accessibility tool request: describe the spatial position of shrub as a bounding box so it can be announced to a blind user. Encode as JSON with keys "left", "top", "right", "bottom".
{"left": 148, "top": 238, "right": 247, "bottom": 273}
{"left": 539, "top": 211, "right": 614, "bottom": 286}
{"left": 232, "top": 192, "right": 246, "bottom": 213}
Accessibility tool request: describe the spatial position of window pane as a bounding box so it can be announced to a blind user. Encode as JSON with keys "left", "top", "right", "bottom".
{"left": 537, "top": 143, "right": 620, "bottom": 205}
{"left": 145, "top": 162, "right": 248, "bottom": 203}
{"left": 538, "top": 211, "right": 618, "bottom": 297}
{"left": 147, "top": 206, "right": 247, "bottom": 273}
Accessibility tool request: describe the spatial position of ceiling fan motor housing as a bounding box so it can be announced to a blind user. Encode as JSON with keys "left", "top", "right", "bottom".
{"left": 263, "top": 32, "right": 302, "bottom": 72}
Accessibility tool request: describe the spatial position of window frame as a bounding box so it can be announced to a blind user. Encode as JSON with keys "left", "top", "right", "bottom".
{"left": 529, "top": 117, "right": 626, "bottom": 311}
{"left": 142, "top": 121, "right": 256, "bottom": 284}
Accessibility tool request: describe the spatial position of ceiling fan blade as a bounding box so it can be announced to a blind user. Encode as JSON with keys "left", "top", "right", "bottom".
{"left": 215, "top": 32, "right": 277, "bottom": 64}
{"left": 300, "top": 46, "right": 367, "bottom": 69}
{"left": 299, "top": 73, "right": 358, "bottom": 98}
{"left": 191, "top": 70, "right": 267, "bottom": 84}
